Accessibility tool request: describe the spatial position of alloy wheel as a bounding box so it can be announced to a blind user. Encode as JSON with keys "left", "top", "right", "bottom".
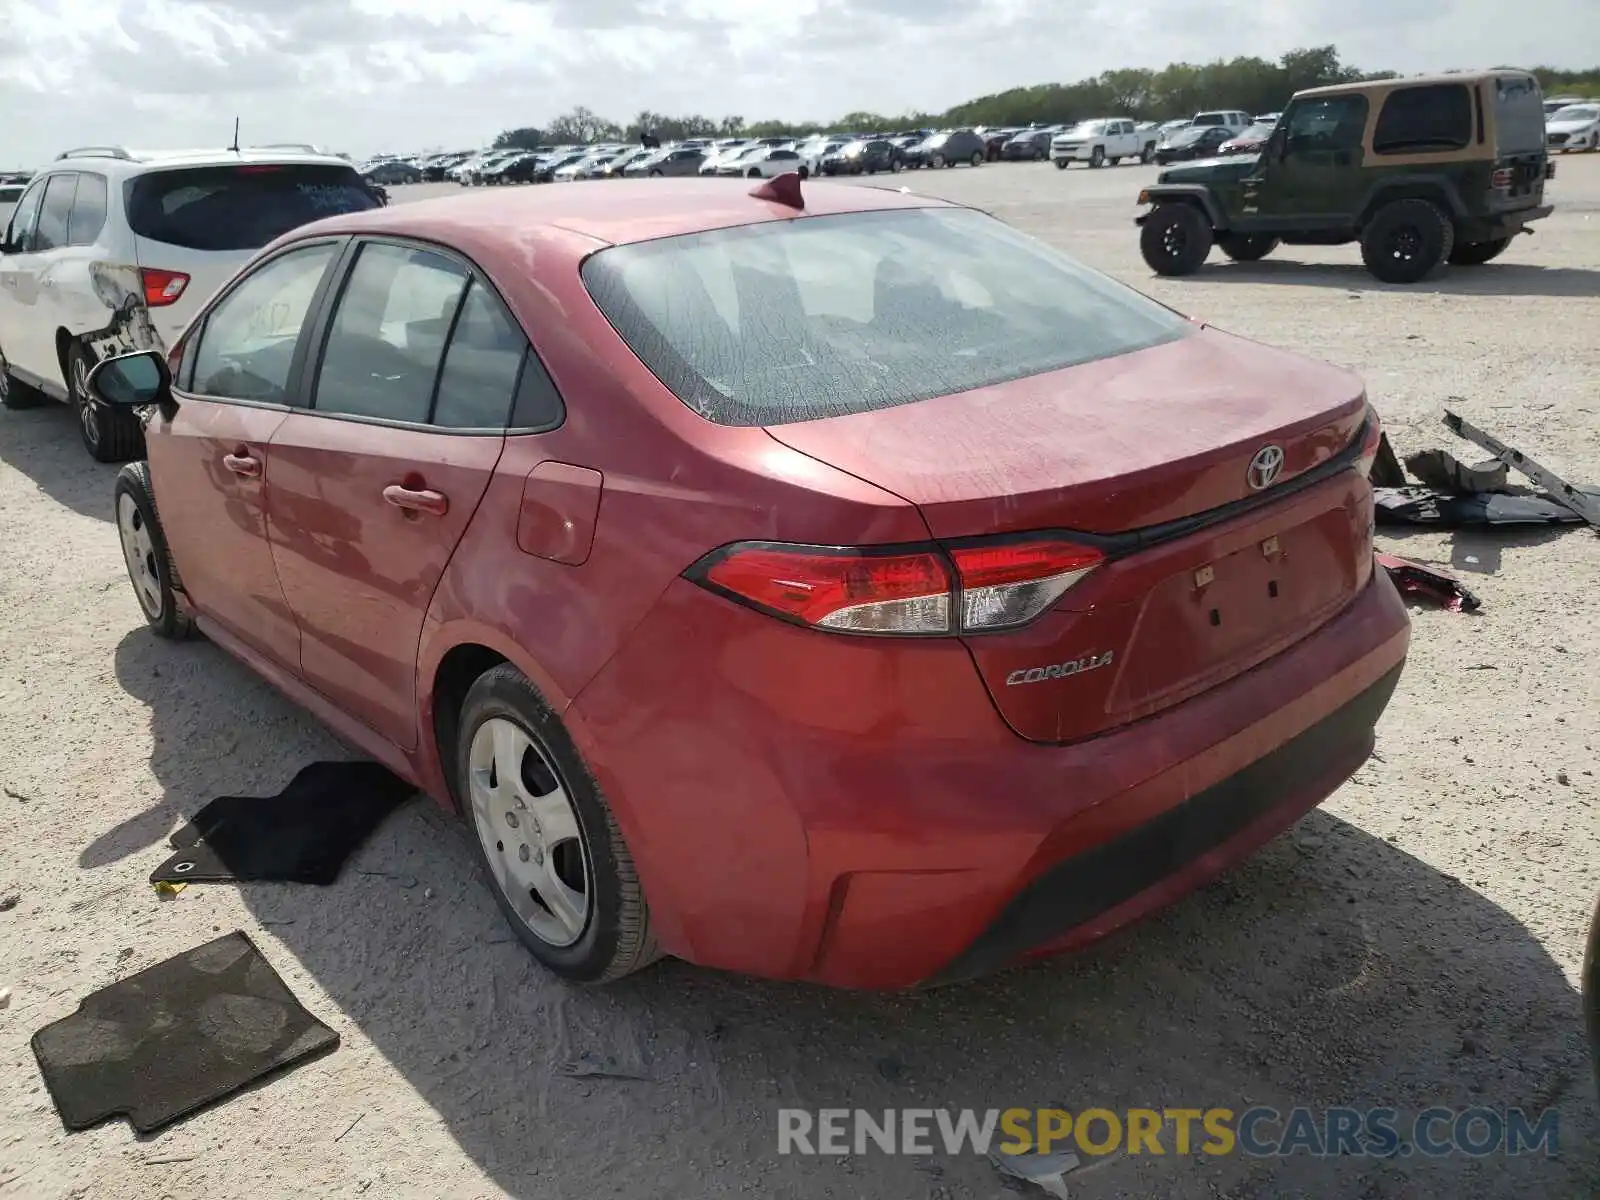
{"left": 117, "top": 492, "right": 164, "bottom": 620}
{"left": 72, "top": 353, "right": 99, "bottom": 447}
{"left": 468, "top": 717, "right": 593, "bottom": 948}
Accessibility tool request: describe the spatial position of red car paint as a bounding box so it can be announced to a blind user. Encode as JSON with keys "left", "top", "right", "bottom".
{"left": 147, "top": 179, "right": 1409, "bottom": 987}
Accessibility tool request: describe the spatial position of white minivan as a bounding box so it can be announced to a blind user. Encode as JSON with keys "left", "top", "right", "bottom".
{"left": 0, "top": 145, "right": 380, "bottom": 460}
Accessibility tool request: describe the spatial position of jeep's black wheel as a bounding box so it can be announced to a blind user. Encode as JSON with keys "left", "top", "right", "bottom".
{"left": 1447, "top": 237, "right": 1510, "bottom": 266}
{"left": 0, "top": 341, "right": 47, "bottom": 410}
{"left": 1360, "top": 199, "right": 1454, "bottom": 284}
{"left": 1140, "top": 204, "right": 1213, "bottom": 276}
{"left": 1218, "top": 233, "right": 1280, "bottom": 262}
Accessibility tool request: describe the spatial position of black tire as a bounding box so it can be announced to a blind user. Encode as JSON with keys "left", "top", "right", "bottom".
{"left": 973, "top": 152, "right": 986, "bottom": 166}
{"left": 1218, "top": 233, "right": 1280, "bottom": 262}
{"left": 797, "top": 165, "right": 809, "bottom": 179}
{"left": 1090, "top": 146, "right": 1106, "bottom": 168}
{"left": 0, "top": 341, "right": 47, "bottom": 410}
{"left": 1360, "top": 198, "right": 1454, "bottom": 284}
{"left": 931, "top": 153, "right": 945, "bottom": 168}
{"left": 747, "top": 168, "right": 762, "bottom": 178}
{"left": 67, "top": 342, "right": 144, "bottom": 462}
{"left": 456, "top": 665, "right": 661, "bottom": 984}
{"left": 1447, "top": 237, "right": 1510, "bottom": 266}
{"left": 1140, "top": 144, "right": 1154, "bottom": 164}
{"left": 1139, "top": 203, "right": 1213, "bottom": 276}
{"left": 890, "top": 159, "right": 902, "bottom": 173}
{"left": 113, "top": 461, "right": 192, "bottom": 640}
{"left": 1053, "top": 158, "right": 1069, "bottom": 170}
{"left": 648, "top": 169, "right": 663, "bottom": 177}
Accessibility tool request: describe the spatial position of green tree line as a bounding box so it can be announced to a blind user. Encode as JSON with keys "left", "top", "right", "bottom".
{"left": 493, "top": 47, "right": 1600, "bottom": 149}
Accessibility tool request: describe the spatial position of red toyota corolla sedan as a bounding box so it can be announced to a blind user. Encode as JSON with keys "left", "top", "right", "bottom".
{"left": 92, "top": 175, "right": 1409, "bottom": 988}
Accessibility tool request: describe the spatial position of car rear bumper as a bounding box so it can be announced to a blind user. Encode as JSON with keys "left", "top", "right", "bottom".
{"left": 571, "top": 565, "right": 1409, "bottom": 988}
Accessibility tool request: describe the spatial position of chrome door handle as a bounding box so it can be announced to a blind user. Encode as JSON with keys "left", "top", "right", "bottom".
{"left": 222, "top": 452, "right": 260, "bottom": 477}
{"left": 383, "top": 484, "right": 448, "bottom": 516}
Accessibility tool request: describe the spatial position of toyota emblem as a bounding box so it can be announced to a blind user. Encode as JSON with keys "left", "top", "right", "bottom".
{"left": 1247, "top": 444, "right": 1285, "bottom": 491}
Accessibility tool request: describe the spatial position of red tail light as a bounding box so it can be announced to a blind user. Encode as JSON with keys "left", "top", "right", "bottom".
{"left": 1491, "top": 167, "right": 1512, "bottom": 188}
{"left": 687, "top": 535, "right": 1104, "bottom": 636}
{"left": 1353, "top": 408, "right": 1383, "bottom": 479}
{"left": 141, "top": 268, "right": 190, "bottom": 307}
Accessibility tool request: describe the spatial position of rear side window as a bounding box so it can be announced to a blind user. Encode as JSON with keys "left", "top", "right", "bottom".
{"left": 67, "top": 173, "right": 107, "bottom": 246}
{"left": 1373, "top": 85, "right": 1473, "bottom": 153}
{"left": 583, "top": 207, "right": 1191, "bottom": 427}
{"left": 314, "top": 242, "right": 468, "bottom": 424}
{"left": 432, "top": 281, "right": 525, "bottom": 429}
{"left": 4, "top": 180, "right": 45, "bottom": 246}
{"left": 33, "top": 174, "right": 76, "bottom": 252}
{"left": 126, "top": 163, "right": 379, "bottom": 252}
{"left": 1494, "top": 74, "right": 1548, "bottom": 154}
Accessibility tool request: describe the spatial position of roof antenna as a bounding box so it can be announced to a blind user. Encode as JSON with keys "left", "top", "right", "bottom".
{"left": 229, "top": 117, "right": 240, "bottom": 154}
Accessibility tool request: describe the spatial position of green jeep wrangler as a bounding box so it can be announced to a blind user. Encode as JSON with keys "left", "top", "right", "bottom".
{"left": 1135, "top": 70, "right": 1555, "bottom": 284}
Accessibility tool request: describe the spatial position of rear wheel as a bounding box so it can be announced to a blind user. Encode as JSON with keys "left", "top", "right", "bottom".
{"left": 1447, "top": 237, "right": 1510, "bottom": 266}
{"left": 1140, "top": 203, "right": 1213, "bottom": 276}
{"left": 68, "top": 342, "right": 144, "bottom": 463}
{"left": 931, "top": 153, "right": 946, "bottom": 168}
{"left": 797, "top": 165, "right": 810, "bottom": 180}
{"left": 973, "top": 151, "right": 986, "bottom": 166}
{"left": 0, "top": 341, "right": 47, "bottom": 410}
{"left": 457, "top": 665, "right": 661, "bottom": 983}
{"left": 114, "top": 461, "right": 191, "bottom": 640}
{"left": 1218, "top": 233, "right": 1280, "bottom": 262}
{"left": 747, "top": 167, "right": 761, "bottom": 178}
{"left": 1359, "top": 198, "right": 1454, "bottom": 284}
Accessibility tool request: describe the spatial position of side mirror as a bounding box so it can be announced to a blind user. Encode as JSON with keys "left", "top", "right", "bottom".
{"left": 87, "top": 350, "right": 172, "bottom": 409}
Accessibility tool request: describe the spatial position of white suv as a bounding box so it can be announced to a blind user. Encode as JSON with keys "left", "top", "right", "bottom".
{"left": 0, "top": 144, "right": 381, "bottom": 460}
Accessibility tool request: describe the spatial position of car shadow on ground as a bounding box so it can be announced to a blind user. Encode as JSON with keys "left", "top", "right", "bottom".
{"left": 0, "top": 400, "right": 116, "bottom": 523}
{"left": 104, "top": 627, "right": 1597, "bottom": 1199}
{"left": 1186, "top": 259, "right": 1600, "bottom": 298}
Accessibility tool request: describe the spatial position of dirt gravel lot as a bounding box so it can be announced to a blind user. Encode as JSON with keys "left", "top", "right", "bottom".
{"left": 1, "top": 158, "right": 1597, "bottom": 1200}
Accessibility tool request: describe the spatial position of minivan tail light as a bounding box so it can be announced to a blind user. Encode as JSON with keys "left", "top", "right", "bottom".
{"left": 141, "top": 268, "right": 190, "bottom": 307}
{"left": 687, "top": 536, "right": 1104, "bottom": 636}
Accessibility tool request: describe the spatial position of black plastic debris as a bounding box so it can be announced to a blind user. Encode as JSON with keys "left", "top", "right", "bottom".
{"left": 1373, "top": 411, "right": 1598, "bottom": 530}
{"left": 1376, "top": 552, "right": 1482, "bottom": 612}
{"left": 149, "top": 761, "right": 416, "bottom": 887}
{"left": 1404, "top": 448, "right": 1509, "bottom": 496}
{"left": 1375, "top": 486, "right": 1585, "bottom": 527}
{"left": 32, "top": 931, "right": 338, "bottom": 1135}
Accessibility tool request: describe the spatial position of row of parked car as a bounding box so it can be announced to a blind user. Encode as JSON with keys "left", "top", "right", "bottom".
{"left": 353, "top": 112, "right": 1295, "bottom": 192}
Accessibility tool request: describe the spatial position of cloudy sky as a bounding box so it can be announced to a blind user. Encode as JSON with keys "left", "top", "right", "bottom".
{"left": 2, "top": 0, "right": 1595, "bottom": 166}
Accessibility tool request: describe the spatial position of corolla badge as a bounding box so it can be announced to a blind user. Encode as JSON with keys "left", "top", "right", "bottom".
{"left": 1005, "top": 651, "right": 1115, "bottom": 686}
{"left": 1247, "top": 444, "right": 1285, "bottom": 491}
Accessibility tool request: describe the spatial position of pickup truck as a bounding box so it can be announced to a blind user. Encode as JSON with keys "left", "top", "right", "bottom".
{"left": 1051, "top": 119, "right": 1156, "bottom": 168}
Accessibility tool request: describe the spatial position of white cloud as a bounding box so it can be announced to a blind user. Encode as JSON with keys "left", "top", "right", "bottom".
{"left": 0, "top": 0, "right": 1594, "bottom": 167}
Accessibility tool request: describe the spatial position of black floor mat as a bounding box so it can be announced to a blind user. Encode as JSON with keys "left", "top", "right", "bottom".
{"left": 32, "top": 931, "right": 339, "bottom": 1134}
{"left": 149, "top": 760, "right": 416, "bottom": 887}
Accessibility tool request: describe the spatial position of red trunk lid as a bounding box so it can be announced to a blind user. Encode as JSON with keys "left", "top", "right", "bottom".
{"left": 765, "top": 328, "right": 1375, "bottom": 743}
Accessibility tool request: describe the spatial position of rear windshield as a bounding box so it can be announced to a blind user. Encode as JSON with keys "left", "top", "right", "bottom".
{"left": 1494, "top": 74, "right": 1549, "bottom": 153}
{"left": 126, "top": 163, "right": 378, "bottom": 252}
{"left": 581, "top": 207, "right": 1191, "bottom": 427}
